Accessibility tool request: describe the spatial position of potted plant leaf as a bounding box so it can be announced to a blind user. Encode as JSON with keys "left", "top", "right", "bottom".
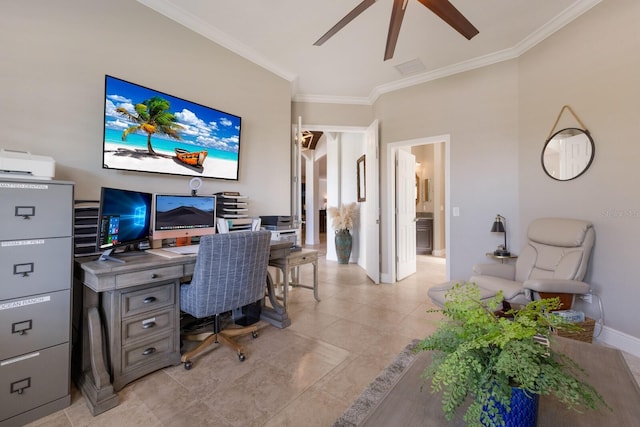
{"left": 417, "top": 283, "right": 609, "bottom": 427}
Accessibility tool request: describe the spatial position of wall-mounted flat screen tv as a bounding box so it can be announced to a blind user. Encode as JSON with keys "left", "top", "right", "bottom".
{"left": 103, "top": 75, "right": 242, "bottom": 180}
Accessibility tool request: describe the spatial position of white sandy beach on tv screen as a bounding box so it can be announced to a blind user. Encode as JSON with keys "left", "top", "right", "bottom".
{"left": 103, "top": 142, "right": 237, "bottom": 179}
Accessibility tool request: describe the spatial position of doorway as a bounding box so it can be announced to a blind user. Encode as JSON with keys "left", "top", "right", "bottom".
{"left": 385, "top": 134, "right": 451, "bottom": 283}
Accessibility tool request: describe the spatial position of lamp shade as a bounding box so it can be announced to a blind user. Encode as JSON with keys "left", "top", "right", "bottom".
{"left": 491, "top": 219, "right": 505, "bottom": 233}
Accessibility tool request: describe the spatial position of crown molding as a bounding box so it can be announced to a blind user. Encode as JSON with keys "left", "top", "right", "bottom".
{"left": 138, "top": 0, "right": 602, "bottom": 106}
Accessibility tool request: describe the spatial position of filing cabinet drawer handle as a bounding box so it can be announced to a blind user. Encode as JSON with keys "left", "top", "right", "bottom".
{"left": 143, "top": 296, "right": 156, "bottom": 304}
{"left": 12, "top": 319, "right": 33, "bottom": 335}
{"left": 142, "top": 321, "right": 156, "bottom": 329}
{"left": 13, "top": 262, "right": 34, "bottom": 277}
{"left": 11, "top": 377, "right": 31, "bottom": 395}
{"left": 15, "top": 206, "right": 35, "bottom": 219}
{"left": 142, "top": 347, "right": 157, "bottom": 356}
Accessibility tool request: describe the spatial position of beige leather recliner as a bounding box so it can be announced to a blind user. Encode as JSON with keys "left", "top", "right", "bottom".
{"left": 428, "top": 218, "right": 594, "bottom": 309}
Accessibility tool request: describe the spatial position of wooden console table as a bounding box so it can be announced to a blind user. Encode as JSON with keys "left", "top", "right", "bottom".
{"left": 74, "top": 241, "right": 291, "bottom": 416}
{"left": 337, "top": 337, "right": 640, "bottom": 426}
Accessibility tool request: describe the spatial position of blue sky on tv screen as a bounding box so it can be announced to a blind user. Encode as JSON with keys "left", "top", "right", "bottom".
{"left": 104, "top": 76, "right": 241, "bottom": 155}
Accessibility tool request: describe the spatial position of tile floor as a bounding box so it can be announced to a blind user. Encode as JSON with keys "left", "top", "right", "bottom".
{"left": 27, "top": 247, "right": 640, "bottom": 427}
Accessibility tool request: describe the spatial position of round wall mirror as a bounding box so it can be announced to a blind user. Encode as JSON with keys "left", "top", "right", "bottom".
{"left": 541, "top": 128, "right": 594, "bottom": 181}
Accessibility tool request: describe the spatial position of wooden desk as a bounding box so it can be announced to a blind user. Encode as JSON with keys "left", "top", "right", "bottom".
{"left": 269, "top": 248, "right": 320, "bottom": 309}
{"left": 74, "top": 242, "right": 291, "bottom": 416}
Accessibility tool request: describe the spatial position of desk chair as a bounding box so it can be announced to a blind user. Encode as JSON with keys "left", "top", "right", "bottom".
{"left": 180, "top": 230, "right": 271, "bottom": 369}
{"left": 429, "top": 218, "right": 594, "bottom": 309}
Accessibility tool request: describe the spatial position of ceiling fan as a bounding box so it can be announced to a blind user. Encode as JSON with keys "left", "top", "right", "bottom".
{"left": 314, "top": 0, "right": 479, "bottom": 61}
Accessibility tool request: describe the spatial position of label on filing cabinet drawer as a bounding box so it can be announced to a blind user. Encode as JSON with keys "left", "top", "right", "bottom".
{"left": 0, "top": 181, "right": 72, "bottom": 240}
{"left": 0, "top": 290, "right": 70, "bottom": 361}
{"left": 0, "top": 236, "right": 72, "bottom": 301}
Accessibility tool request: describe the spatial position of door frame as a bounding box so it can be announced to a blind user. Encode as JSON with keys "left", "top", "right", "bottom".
{"left": 384, "top": 134, "right": 451, "bottom": 283}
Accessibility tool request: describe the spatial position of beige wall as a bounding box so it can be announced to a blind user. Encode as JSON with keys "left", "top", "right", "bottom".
{"left": 292, "top": 102, "right": 373, "bottom": 127}
{"left": 296, "top": 1, "right": 640, "bottom": 346}
{"left": 518, "top": 0, "right": 640, "bottom": 342}
{"left": 374, "top": 60, "right": 520, "bottom": 282}
{"left": 1, "top": 0, "right": 291, "bottom": 216}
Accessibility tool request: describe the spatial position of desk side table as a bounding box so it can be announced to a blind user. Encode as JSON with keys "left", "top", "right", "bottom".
{"left": 269, "top": 249, "right": 319, "bottom": 308}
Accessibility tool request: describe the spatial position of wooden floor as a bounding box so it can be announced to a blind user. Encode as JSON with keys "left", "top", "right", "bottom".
{"left": 26, "top": 243, "right": 640, "bottom": 427}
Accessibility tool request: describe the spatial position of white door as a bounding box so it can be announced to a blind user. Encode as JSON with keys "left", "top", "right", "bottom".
{"left": 396, "top": 149, "right": 416, "bottom": 280}
{"left": 364, "top": 120, "right": 380, "bottom": 283}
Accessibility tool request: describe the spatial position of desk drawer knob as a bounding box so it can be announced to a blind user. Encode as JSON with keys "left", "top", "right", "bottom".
{"left": 151, "top": 273, "right": 158, "bottom": 279}
{"left": 143, "top": 296, "right": 157, "bottom": 304}
{"left": 142, "top": 347, "right": 157, "bottom": 356}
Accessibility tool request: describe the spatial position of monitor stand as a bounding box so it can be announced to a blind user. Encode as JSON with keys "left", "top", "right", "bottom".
{"left": 98, "top": 249, "right": 126, "bottom": 263}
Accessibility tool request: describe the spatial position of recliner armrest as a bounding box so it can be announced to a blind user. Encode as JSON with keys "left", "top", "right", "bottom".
{"left": 472, "top": 263, "right": 515, "bottom": 280}
{"left": 523, "top": 279, "right": 590, "bottom": 294}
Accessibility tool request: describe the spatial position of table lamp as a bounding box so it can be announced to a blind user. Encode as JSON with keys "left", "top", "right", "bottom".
{"left": 491, "top": 214, "right": 510, "bottom": 256}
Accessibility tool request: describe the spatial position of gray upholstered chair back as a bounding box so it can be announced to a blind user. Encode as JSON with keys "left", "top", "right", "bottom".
{"left": 180, "top": 230, "right": 271, "bottom": 319}
{"left": 514, "top": 218, "right": 594, "bottom": 283}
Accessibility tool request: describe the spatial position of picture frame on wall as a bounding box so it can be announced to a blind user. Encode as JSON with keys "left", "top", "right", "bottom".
{"left": 357, "top": 155, "right": 366, "bottom": 202}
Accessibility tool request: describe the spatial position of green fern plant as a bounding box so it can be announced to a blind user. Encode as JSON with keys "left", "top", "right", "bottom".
{"left": 416, "top": 283, "right": 608, "bottom": 427}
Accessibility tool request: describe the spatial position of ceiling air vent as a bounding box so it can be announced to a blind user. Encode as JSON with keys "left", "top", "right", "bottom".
{"left": 394, "top": 58, "right": 426, "bottom": 76}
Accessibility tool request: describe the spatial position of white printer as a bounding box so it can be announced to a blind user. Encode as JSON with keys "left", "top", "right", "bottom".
{"left": 0, "top": 149, "right": 55, "bottom": 180}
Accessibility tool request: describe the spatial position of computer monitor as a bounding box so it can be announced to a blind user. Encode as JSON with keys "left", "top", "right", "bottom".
{"left": 151, "top": 194, "right": 217, "bottom": 242}
{"left": 97, "top": 186, "right": 153, "bottom": 262}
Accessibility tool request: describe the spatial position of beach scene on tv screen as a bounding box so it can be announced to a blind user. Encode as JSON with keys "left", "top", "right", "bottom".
{"left": 103, "top": 75, "right": 241, "bottom": 180}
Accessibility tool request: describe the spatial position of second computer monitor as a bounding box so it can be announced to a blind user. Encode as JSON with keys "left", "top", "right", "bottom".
{"left": 151, "top": 194, "right": 217, "bottom": 241}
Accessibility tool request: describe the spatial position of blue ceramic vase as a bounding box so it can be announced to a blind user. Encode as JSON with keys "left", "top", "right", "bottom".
{"left": 484, "top": 387, "right": 539, "bottom": 427}
{"left": 335, "top": 229, "right": 352, "bottom": 264}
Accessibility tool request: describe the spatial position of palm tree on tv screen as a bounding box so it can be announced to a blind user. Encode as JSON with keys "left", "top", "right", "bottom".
{"left": 116, "top": 96, "right": 183, "bottom": 155}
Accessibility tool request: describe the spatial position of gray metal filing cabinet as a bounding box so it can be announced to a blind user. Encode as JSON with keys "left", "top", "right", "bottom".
{"left": 0, "top": 179, "right": 73, "bottom": 426}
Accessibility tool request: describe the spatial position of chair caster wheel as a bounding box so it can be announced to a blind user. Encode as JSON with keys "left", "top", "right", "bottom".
{"left": 238, "top": 352, "right": 246, "bottom": 362}
{"left": 252, "top": 331, "right": 258, "bottom": 339}
{"left": 184, "top": 361, "right": 192, "bottom": 370}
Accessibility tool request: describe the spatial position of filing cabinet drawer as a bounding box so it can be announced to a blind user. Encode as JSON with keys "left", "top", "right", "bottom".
{"left": 0, "top": 181, "right": 72, "bottom": 240}
{"left": 122, "top": 333, "right": 174, "bottom": 373}
{"left": 0, "top": 343, "right": 69, "bottom": 422}
{"left": 115, "top": 265, "right": 183, "bottom": 288}
{"left": 0, "top": 290, "right": 70, "bottom": 361}
{"left": 120, "top": 282, "right": 175, "bottom": 318}
{"left": 122, "top": 307, "right": 174, "bottom": 345}
{"left": 0, "top": 237, "right": 72, "bottom": 301}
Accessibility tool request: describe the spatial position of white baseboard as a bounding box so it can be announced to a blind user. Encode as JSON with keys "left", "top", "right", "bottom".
{"left": 594, "top": 324, "right": 640, "bottom": 358}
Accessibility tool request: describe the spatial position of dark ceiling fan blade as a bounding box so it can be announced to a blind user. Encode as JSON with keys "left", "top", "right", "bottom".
{"left": 384, "top": 0, "right": 408, "bottom": 61}
{"left": 314, "top": 0, "right": 377, "bottom": 46}
{"left": 417, "top": 0, "right": 479, "bottom": 40}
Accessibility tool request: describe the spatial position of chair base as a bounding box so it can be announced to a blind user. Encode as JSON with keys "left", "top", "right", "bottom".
{"left": 180, "top": 315, "right": 259, "bottom": 369}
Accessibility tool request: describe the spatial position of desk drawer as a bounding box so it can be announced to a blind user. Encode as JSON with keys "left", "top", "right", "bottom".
{"left": 122, "top": 333, "right": 174, "bottom": 373}
{"left": 286, "top": 252, "right": 318, "bottom": 268}
{"left": 115, "top": 265, "right": 183, "bottom": 288}
{"left": 0, "top": 290, "right": 70, "bottom": 361}
{"left": 121, "top": 282, "right": 175, "bottom": 318}
{"left": 0, "top": 343, "right": 69, "bottom": 422}
{"left": 0, "top": 237, "right": 72, "bottom": 301}
{"left": 122, "top": 307, "right": 174, "bottom": 346}
{"left": 0, "top": 181, "right": 72, "bottom": 240}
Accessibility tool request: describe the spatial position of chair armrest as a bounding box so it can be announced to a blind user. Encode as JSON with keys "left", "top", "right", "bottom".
{"left": 523, "top": 279, "right": 590, "bottom": 294}
{"left": 472, "top": 263, "right": 515, "bottom": 280}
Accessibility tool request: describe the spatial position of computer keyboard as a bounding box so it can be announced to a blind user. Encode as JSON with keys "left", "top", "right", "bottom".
{"left": 163, "top": 244, "right": 200, "bottom": 255}
{"left": 146, "top": 245, "right": 199, "bottom": 258}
